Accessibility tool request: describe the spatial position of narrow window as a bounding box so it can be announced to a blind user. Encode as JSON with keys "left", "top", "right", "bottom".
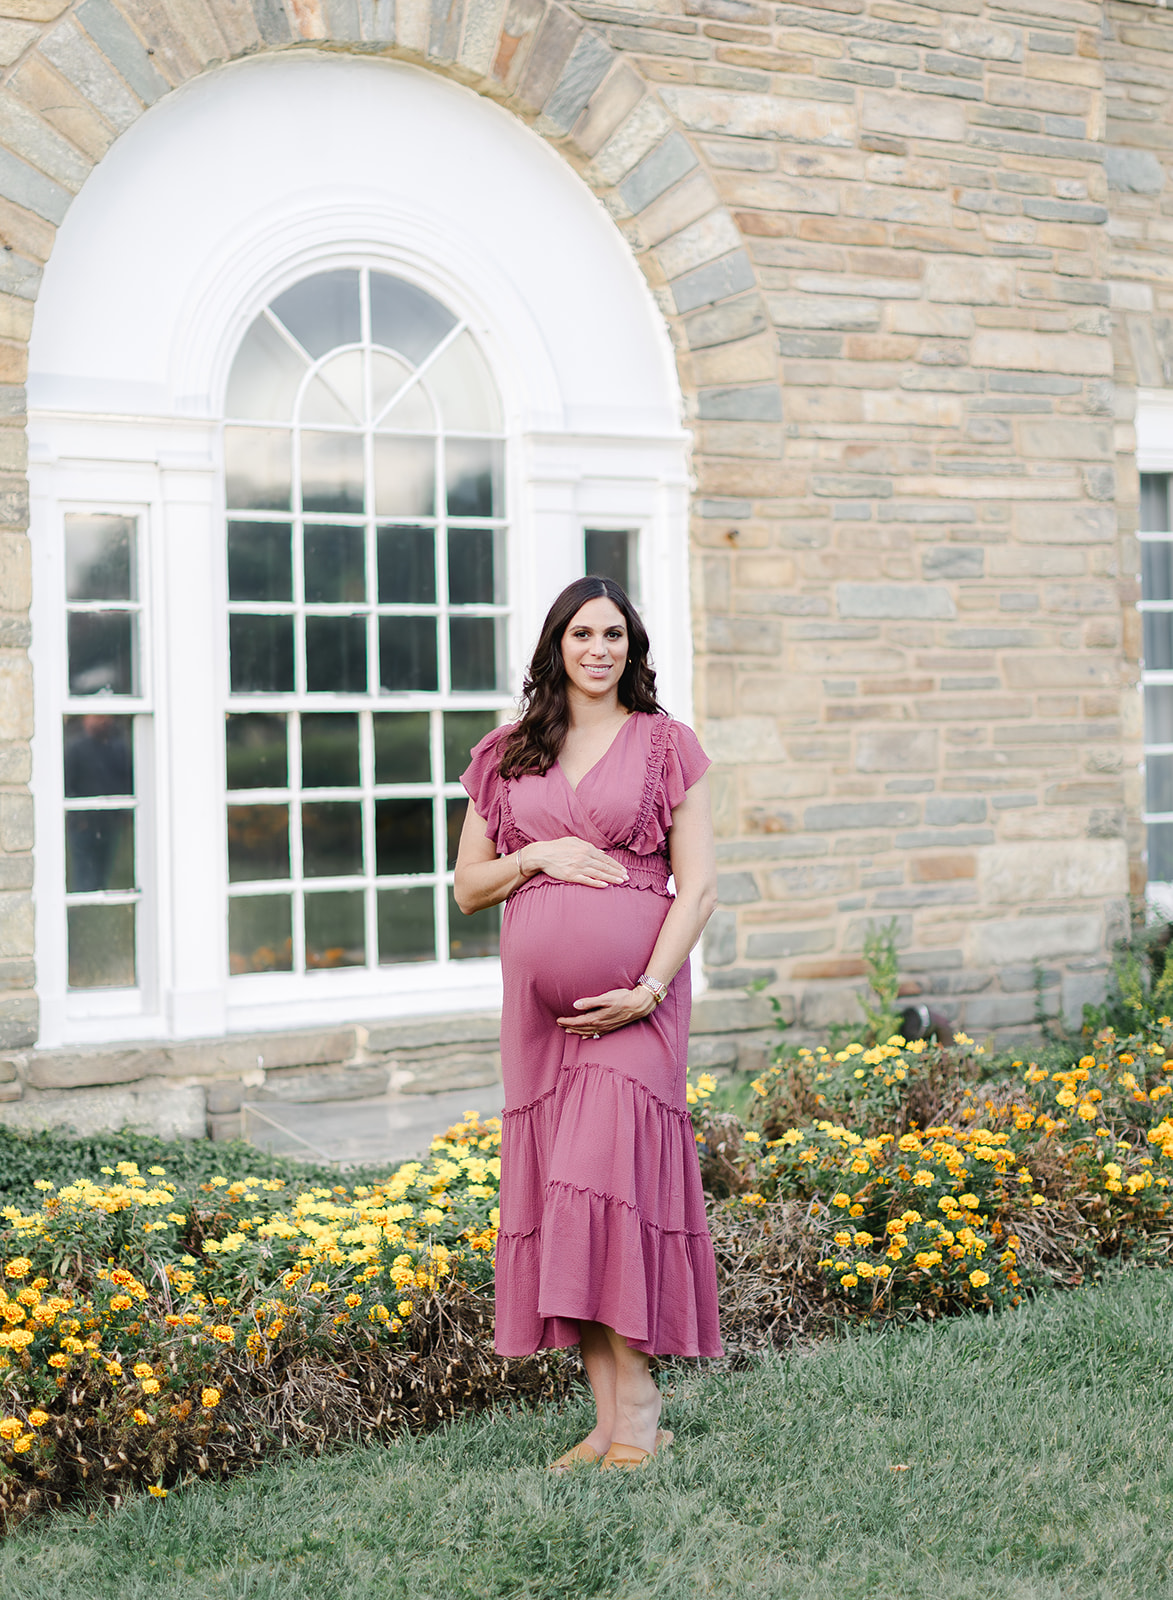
{"left": 585, "top": 527, "right": 639, "bottom": 602}
{"left": 1140, "top": 472, "right": 1173, "bottom": 888}
{"left": 62, "top": 513, "right": 144, "bottom": 989}
{"left": 223, "top": 268, "right": 507, "bottom": 978}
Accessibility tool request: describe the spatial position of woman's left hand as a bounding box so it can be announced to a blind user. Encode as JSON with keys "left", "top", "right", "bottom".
{"left": 557, "top": 986, "right": 659, "bottom": 1037}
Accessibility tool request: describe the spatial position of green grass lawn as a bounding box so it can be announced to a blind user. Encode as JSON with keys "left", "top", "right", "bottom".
{"left": 3, "top": 1269, "right": 1173, "bottom": 1600}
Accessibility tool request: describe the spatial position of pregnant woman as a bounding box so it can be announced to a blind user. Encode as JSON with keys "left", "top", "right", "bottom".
{"left": 453, "top": 575, "right": 722, "bottom": 1473}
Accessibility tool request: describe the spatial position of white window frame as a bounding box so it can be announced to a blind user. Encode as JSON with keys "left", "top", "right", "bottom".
{"left": 1135, "top": 392, "right": 1173, "bottom": 919}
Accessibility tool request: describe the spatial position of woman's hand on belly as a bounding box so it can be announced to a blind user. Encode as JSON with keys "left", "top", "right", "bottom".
{"left": 527, "top": 836, "right": 629, "bottom": 888}
{"left": 557, "top": 985, "right": 658, "bottom": 1037}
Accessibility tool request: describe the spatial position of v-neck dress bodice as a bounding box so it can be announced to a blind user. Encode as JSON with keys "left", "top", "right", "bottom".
{"left": 461, "top": 711, "right": 722, "bottom": 1359}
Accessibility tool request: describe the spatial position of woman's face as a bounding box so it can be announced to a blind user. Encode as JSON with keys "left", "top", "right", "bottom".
{"left": 561, "top": 597, "right": 628, "bottom": 701}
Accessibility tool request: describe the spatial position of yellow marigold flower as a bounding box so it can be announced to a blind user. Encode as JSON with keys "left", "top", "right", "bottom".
{"left": 741, "top": 1193, "right": 767, "bottom": 1208}
{"left": 0, "top": 1416, "right": 23, "bottom": 1439}
{"left": 209, "top": 1325, "right": 234, "bottom": 1344}
{"left": 912, "top": 1171, "right": 934, "bottom": 1187}
{"left": 109, "top": 1294, "right": 133, "bottom": 1312}
{"left": 106, "top": 1363, "right": 123, "bottom": 1378}
{"left": 1031, "top": 1194, "right": 1046, "bottom": 1207}
{"left": 4, "top": 1258, "right": 31, "bottom": 1279}
{"left": 139, "top": 1378, "right": 160, "bottom": 1395}
{"left": 133, "top": 1362, "right": 154, "bottom": 1379}
{"left": 309, "top": 1281, "right": 329, "bottom": 1293}
{"left": 855, "top": 1262, "right": 875, "bottom": 1280}
{"left": 200, "top": 1388, "right": 221, "bottom": 1408}
{"left": 899, "top": 1209, "right": 922, "bottom": 1225}
{"left": 27, "top": 1409, "right": 48, "bottom": 1428}
{"left": 47, "top": 1353, "right": 68, "bottom": 1369}
{"left": 958, "top": 1194, "right": 979, "bottom": 1209}
{"left": 969, "top": 1270, "right": 990, "bottom": 1288}
{"left": 148, "top": 1485, "right": 168, "bottom": 1498}
{"left": 132, "top": 1409, "right": 152, "bottom": 1426}
{"left": 397, "top": 1301, "right": 414, "bottom": 1317}
{"left": 839, "top": 1274, "right": 858, "bottom": 1289}
{"left": 12, "top": 1434, "right": 33, "bottom": 1454}
{"left": 832, "top": 1193, "right": 851, "bottom": 1209}
{"left": 1077, "top": 1104, "right": 1098, "bottom": 1122}
{"left": 344, "top": 1294, "right": 361, "bottom": 1309}
{"left": 833, "top": 1231, "right": 852, "bottom": 1247}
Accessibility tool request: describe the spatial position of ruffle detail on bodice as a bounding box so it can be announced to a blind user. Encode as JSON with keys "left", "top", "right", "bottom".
{"left": 493, "top": 1056, "right": 722, "bottom": 1358}
{"left": 624, "top": 717, "right": 712, "bottom": 857}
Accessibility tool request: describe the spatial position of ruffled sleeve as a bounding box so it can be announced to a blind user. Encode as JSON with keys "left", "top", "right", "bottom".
{"left": 627, "top": 716, "right": 711, "bottom": 856}
{"left": 460, "top": 724, "right": 512, "bottom": 849}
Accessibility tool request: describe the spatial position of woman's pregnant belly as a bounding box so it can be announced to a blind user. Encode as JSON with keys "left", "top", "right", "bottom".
{"left": 501, "top": 879, "right": 670, "bottom": 1018}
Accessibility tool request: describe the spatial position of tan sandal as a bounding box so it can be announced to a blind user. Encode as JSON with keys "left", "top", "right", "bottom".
{"left": 549, "top": 1440, "right": 603, "bottom": 1473}
{"left": 599, "top": 1429, "right": 674, "bottom": 1471}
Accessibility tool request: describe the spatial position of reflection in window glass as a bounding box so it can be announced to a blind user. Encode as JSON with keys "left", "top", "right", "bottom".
{"left": 448, "top": 890, "right": 500, "bottom": 960}
{"left": 585, "top": 529, "right": 637, "bottom": 600}
{"left": 68, "top": 613, "right": 135, "bottom": 698}
{"left": 305, "top": 524, "right": 365, "bottom": 603}
{"left": 223, "top": 266, "right": 509, "bottom": 975}
{"left": 380, "top": 616, "right": 439, "bottom": 693}
{"left": 66, "top": 810, "right": 135, "bottom": 893}
{"left": 301, "top": 713, "right": 360, "bottom": 788}
{"left": 305, "top": 615, "right": 367, "bottom": 694}
{"left": 228, "top": 522, "right": 292, "bottom": 602}
{"left": 66, "top": 515, "right": 135, "bottom": 601}
{"left": 68, "top": 904, "right": 136, "bottom": 988}
{"left": 305, "top": 890, "right": 365, "bottom": 967}
{"left": 378, "top": 886, "right": 435, "bottom": 964}
{"left": 64, "top": 714, "right": 133, "bottom": 798}
{"left": 375, "top": 712, "right": 431, "bottom": 784}
{"left": 229, "top": 895, "right": 293, "bottom": 974}
{"left": 226, "top": 714, "right": 287, "bottom": 789}
{"left": 225, "top": 427, "right": 291, "bottom": 511}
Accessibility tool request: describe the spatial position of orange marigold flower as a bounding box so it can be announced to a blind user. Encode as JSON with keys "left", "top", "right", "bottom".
{"left": 132, "top": 1409, "right": 152, "bottom": 1426}
{"left": 200, "top": 1388, "right": 221, "bottom": 1408}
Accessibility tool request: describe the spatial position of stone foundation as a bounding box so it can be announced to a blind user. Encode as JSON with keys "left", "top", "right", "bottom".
{"left": 0, "top": 993, "right": 784, "bottom": 1143}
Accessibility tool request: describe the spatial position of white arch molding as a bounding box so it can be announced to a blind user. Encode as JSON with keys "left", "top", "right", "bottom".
{"left": 29, "top": 51, "right": 694, "bottom": 1046}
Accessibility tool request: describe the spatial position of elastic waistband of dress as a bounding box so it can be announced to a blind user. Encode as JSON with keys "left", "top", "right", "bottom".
{"left": 509, "top": 844, "right": 670, "bottom": 899}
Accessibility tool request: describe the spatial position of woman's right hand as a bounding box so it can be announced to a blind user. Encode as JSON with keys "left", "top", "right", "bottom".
{"left": 525, "top": 836, "right": 628, "bottom": 888}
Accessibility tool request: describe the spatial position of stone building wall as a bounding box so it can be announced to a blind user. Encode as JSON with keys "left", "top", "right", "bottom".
{"left": 0, "top": 0, "right": 1162, "bottom": 1136}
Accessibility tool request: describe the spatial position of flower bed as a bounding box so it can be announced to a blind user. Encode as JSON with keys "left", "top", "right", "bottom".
{"left": 3, "top": 1022, "right": 1173, "bottom": 1526}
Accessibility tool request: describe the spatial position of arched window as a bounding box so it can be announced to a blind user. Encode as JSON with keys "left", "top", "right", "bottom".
{"left": 29, "top": 53, "right": 690, "bottom": 1047}
{"left": 221, "top": 267, "right": 507, "bottom": 980}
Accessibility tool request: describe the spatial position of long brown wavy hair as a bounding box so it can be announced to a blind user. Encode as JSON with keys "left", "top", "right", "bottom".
{"left": 496, "top": 577, "right": 662, "bottom": 777}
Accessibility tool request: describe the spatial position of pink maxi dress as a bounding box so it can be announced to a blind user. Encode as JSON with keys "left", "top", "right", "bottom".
{"left": 462, "top": 710, "right": 723, "bottom": 1359}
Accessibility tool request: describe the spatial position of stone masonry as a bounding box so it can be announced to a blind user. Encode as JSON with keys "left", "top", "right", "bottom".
{"left": 0, "top": 0, "right": 1168, "bottom": 1136}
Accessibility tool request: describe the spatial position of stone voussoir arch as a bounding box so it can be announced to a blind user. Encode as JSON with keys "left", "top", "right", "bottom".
{"left": 0, "top": 0, "right": 783, "bottom": 517}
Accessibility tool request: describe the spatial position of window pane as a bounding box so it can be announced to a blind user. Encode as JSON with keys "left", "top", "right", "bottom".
{"left": 377, "top": 886, "right": 436, "bottom": 964}
{"left": 305, "top": 890, "right": 365, "bottom": 968}
{"left": 270, "top": 269, "right": 361, "bottom": 360}
{"left": 300, "top": 432, "right": 364, "bottom": 515}
{"left": 1142, "top": 541, "right": 1173, "bottom": 605}
{"left": 1150, "top": 821, "right": 1173, "bottom": 882}
{"left": 1141, "top": 473, "right": 1170, "bottom": 536}
{"left": 225, "top": 315, "right": 307, "bottom": 422}
{"left": 68, "top": 903, "right": 135, "bottom": 989}
{"left": 371, "top": 352, "right": 433, "bottom": 429}
{"left": 426, "top": 330, "right": 502, "bottom": 431}
{"left": 305, "top": 615, "right": 367, "bottom": 694}
{"left": 1148, "top": 753, "right": 1173, "bottom": 815}
{"left": 65, "top": 514, "right": 135, "bottom": 601}
{"left": 446, "top": 796, "right": 465, "bottom": 870}
{"left": 64, "top": 714, "right": 133, "bottom": 798}
{"left": 1143, "top": 611, "right": 1173, "bottom": 673}
{"left": 450, "top": 616, "right": 500, "bottom": 691}
{"left": 585, "top": 529, "right": 634, "bottom": 595}
{"left": 1146, "top": 686, "right": 1173, "bottom": 747}
{"left": 68, "top": 612, "right": 135, "bottom": 697}
{"left": 373, "top": 436, "right": 435, "bottom": 517}
{"left": 225, "top": 427, "right": 291, "bottom": 512}
{"left": 229, "top": 614, "right": 294, "bottom": 693}
{"left": 375, "top": 797, "right": 433, "bottom": 875}
{"left": 370, "top": 273, "right": 457, "bottom": 365}
{"left": 228, "top": 521, "right": 292, "bottom": 602}
{"left": 312, "top": 351, "right": 364, "bottom": 424}
{"left": 227, "top": 803, "right": 289, "bottom": 882}
{"left": 448, "top": 890, "right": 499, "bottom": 960}
{"left": 300, "top": 375, "right": 355, "bottom": 428}
{"left": 448, "top": 528, "right": 498, "bottom": 605}
{"left": 226, "top": 713, "right": 287, "bottom": 790}
{"left": 444, "top": 711, "right": 497, "bottom": 782}
{"left": 301, "top": 712, "right": 360, "bottom": 788}
{"left": 374, "top": 712, "right": 431, "bottom": 784}
{"left": 305, "top": 524, "right": 366, "bottom": 603}
{"left": 379, "top": 616, "right": 438, "bottom": 692}
{"left": 446, "top": 439, "right": 502, "bottom": 518}
{"left": 66, "top": 809, "right": 134, "bottom": 892}
{"left": 228, "top": 894, "right": 293, "bottom": 974}
{"left": 378, "top": 525, "right": 435, "bottom": 604}
{"left": 302, "top": 800, "right": 363, "bottom": 877}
